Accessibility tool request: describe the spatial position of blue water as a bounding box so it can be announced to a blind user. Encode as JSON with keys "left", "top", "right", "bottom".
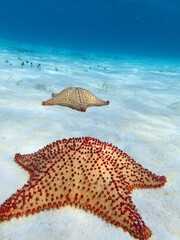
{"left": 0, "top": 0, "right": 180, "bottom": 58}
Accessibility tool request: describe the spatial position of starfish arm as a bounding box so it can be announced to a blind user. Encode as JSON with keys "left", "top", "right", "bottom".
{"left": 111, "top": 197, "right": 152, "bottom": 240}
{"left": 0, "top": 176, "right": 44, "bottom": 221}
{"left": 80, "top": 183, "right": 152, "bottom": 240}
{"left": 14, "top": 153, "right": 40, "bottom": 175}
{"left": 42, "top": 88, "right": 76, "bottom": 107}
{"left": 42, "top": 97, "right": 57, "bottom": 106}
{"left": 102, "top": 146, "right": 167, "bottom": 190}
{"left": 14, "top": 140, "right": 65, "bottom": 174}
{"left": 42, "top": 97, "right": 81, "bottom": 110}
{"left": 82, "top": 90, "right": 109, "bottom": 108}
{"left": 87, "top": 99, "right": 110, "bottom": 108}
{"left": 126, "top": 161, "right": 167, "bottom": 190}
{"left": 14, "top": 151, "right": 48, "bottom": 175}
{"left": 0, "top": 169, "right": 67, "bottom": 222}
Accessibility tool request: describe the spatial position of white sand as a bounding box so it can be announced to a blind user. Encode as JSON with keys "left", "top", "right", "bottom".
{"left": 0, "top": 44, "right": 180, "bottom": 240}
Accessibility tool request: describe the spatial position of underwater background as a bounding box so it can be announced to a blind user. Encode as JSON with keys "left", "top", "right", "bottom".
{"left": 0, "top": 0, "right": 180, "bottom": 58}
{"left": 0, "top": 1, "right": 180, "bottom": 240}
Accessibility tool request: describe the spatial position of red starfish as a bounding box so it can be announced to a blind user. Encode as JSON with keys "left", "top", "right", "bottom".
{"left": 0, "top": 137, "right": 166, "bottom": 240}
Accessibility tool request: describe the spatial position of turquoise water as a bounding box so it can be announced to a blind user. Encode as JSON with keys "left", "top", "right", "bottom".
{"left": 0, "top": 0, "right": 180, "bottom": 58}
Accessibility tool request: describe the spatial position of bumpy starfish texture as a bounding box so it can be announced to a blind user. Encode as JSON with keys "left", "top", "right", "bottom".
{"left": 0, "top": 137, "right": 166, "bottom": 240}
{"left": 42, "top": 87, "right": 110, "bottom": 112}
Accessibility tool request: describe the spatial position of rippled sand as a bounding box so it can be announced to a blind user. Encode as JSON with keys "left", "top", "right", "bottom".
{"left": 0, "top": 44, "right": 179, "bottom": 240}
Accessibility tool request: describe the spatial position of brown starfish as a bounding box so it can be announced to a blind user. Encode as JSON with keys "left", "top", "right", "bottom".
{"left": 0, "top": 137, "right": 166, "bottom": 240}
{"left": 42, "top": 87, "right": 110, "bottom": 112}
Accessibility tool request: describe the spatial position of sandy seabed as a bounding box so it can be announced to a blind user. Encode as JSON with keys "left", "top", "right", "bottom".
{"left": 0, "top": 44, "right": 180, "bottom": 240}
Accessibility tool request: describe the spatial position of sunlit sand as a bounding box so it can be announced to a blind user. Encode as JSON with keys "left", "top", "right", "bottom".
{"left": 0, "top": 43, "right": 179, "bottom": 240}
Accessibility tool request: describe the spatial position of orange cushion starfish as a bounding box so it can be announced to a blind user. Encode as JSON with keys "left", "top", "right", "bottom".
{"left": 0, "top": 137, "right": 166, "bottom": 240}
{"left": 42, "top": 87, "right": 110, "bottom": 112}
